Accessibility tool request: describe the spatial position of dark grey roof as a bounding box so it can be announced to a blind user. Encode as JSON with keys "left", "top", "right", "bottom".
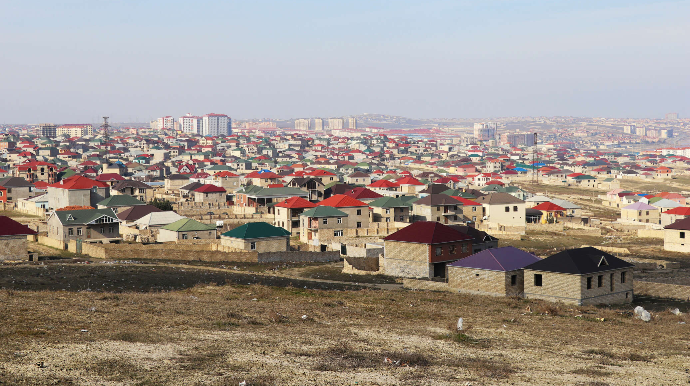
{"left": 525, "top": 247, "right": 633, "bottom": 275}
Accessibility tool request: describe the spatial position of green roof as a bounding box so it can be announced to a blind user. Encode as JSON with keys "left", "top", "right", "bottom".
{"left": 369, "top": 196, "right": 410, "bottom": 208}
{"left": 300, "top": 206, "right": 347, "bottom": 218}
{"left": 53, "top": 208, "right": 119, "bottom": 225}
{"left": 573, "top": 175, "right": 596, "bottom": 180}
{"left": 221, "top": 222, "right": 290, "bottom": 239}
{"left": 97, "top": 195, "right": 146, "bottom": 207}
{"left": 161, "top": 218, "right": 216, "bottom": 232}
{"left": 398, "top": 195, "right": 421, "bottom": 204}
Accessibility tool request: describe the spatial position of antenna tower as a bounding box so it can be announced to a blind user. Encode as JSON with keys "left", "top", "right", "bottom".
{"left": 532, "top": 132, "right": 538, "bottom": 185}
{"left": 100, "top": 116, "right": 111, "bottom": 142}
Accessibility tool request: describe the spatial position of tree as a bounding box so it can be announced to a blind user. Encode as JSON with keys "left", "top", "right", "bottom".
{"left": 148, "top": 198, "right": 174, "bottom": 211}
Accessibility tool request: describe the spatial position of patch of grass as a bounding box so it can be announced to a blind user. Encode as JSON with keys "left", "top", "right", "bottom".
{"left": 571, "top": 366, "right": 613, "bottom": 377}
{"left": 177, "top": 348, "right": 226, "bottom": 370}
{"left": 312, "top": 344, "right": 379, "bottom": 371}
{"left": 434, "top": 332, "right": 490, "bottom": 348}
{"left": 111, "top": 331, "right": 164, "bottom": 344}
{"left": 87, "top": 358, "right": 142, "bottom": 382}
{"left": 464, "top": 357, "right": 515, "bottom": 379}
{"left": 583, "top": 349, "right": 617, "bottom": 359}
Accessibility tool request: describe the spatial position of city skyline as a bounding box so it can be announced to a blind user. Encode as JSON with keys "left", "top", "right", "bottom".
{"left": 1, "top": 0, "right": 688, "bottom": 122}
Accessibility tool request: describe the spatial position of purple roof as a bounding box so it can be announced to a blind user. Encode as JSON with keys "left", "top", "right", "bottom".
{"left": 448, "top": 246, "right": 541, "bottom": 272}
{"left": 622, "top": 201, "right": 657, "bottom": 210}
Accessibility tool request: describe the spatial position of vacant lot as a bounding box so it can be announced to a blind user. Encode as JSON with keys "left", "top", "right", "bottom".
{"left": 0, "top": 261, "right": 689, "bottom": 385}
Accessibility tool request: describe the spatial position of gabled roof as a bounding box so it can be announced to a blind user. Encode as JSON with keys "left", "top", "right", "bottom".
{"left": 221, "top": 222, "right": 290, "bottom": 239}
{"left": 48, "top": 175, "right": 108, "bottom": 190}
{"left": 194, "top": 184, "right": 226, "bottom": 193}
{"left": 622, "top": 202, "right": 657, "bottom": 211}
{"left": 0, "top": 177, "right": 34, "bottom": 188}
{"left": 116, "top": 205, "right": 162, "bottom": 222}
{"left": 662, "top": 206, "right": 690, "bottom": 216}
{"left": 134, "top": 211, "right": 186, "bottom": 227}
{"left": 474, "top": 192, "right": 524, "bottom": 205}
{"left": 318, "top": 194, "right": 368, "bottom": 208}
{"left": 0, "top": 216, "right": 37, "bottom": 236}
{"left": 524, "top": 247, "right": 633, "bottom": 275}
{"left": 384, "top": 221, "right": 473, "bottom": 244}
{"left": 97, "top": 195, "right": 146, "bottom": 207}
{"left": 343, "top": 187, "right": 383, "bottom": 200}
{"left": 52, "top": 208, "right": 120, "bottom": 225}
{"left": 448, "top": 246, "right": 539, "bottom": 272}
{"left": 301, "top": 206, "right": 348, "bottom": 218}
{"left": 531, "top": 202, "right": 565, "bottom": 211}
{"left": 369, "top": 196, "right": 410, "bottom": 208}
{"left": 414, "top": 194, "right": 461, "bottom": 206}
{"left": 274, "top": 196, "right": 317, "bottom": 209}
{"left": 161, "top": 218, "right": 216, "bottom": 232}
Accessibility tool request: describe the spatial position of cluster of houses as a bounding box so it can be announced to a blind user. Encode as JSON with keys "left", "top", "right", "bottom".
{"left": 1, "top": 128, "right": 688, "bottom": 306}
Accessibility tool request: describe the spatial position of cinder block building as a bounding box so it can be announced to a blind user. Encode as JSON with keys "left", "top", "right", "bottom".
{"left": 0, "top": 216, "right": 37, "bottom": 261}
{"left": 221, "top": 222, "right": 290, "bottom": 252}
{"left": 523, "top": 247, "right": 634, "bottom": 305}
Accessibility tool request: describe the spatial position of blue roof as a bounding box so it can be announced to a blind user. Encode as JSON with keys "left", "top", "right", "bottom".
{"left": 258, "top": 169, "right": 273, "bottom": 173}
{"left": 513, "top": 167, "right": 528, "bottom": 172}
{"left": 448, "top": 246, "right": 541, "bottom": 272}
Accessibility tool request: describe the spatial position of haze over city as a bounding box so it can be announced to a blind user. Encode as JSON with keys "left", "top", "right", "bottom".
{"left": 2, "top": 0, "right": 688, "bottom": 123}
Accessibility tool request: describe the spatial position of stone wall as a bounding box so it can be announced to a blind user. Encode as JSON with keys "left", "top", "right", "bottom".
{"left": 343, "top": 256, "right": 380, "bottom": 273}
{"left": 0, "top": 236, "right": 29, "bottom": 261}
{"left": 383, "top": 241, "right": 430, "bottom": 278}
{"left": 257, "top": 251, "right": 340, "bottom": 263}
{"left": 523, "top": 269, "right": 633, "bottom": 306}
{"left": 634, "top": 281, "right": 690, "bottom": 301}
{"left": 402, "top": 279, "right": 454, "bottom": 292}
{"left": 637, "top": 229, "right": 665, "bottom": 239}
{"left": 447, "top": 267, "right": 523, "bottom": 297}
{"left": 34, "top": 235, "right": 67, "bottom": 250}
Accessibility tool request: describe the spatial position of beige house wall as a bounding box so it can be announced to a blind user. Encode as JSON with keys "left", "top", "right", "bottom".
{"left": 621, "top": 208, "right": 661, "bottom": 224}
{"left": 484, "top": 203, "right": 526, "bottom": 227}
{"left": 383, "top": 241, "right": 430, "bottom": 278}
{"left": 194, "top": 191, "right": 225, "bottom": 203}
{"left": 524, "top": 269, "right": 633, "bottom": 305}
{"left": 157, "top": 228, "right": 217, "bottom": 242}
{"left": 220, "top": 236, "right": 289, "bottom": 252}
{"left": 663, "top": 229, "right": 690, "bottom": 252}
{"left": 447, "top": 267, "right": 523, "bottom": 297}
{"left": 371, "top": 206, "right": 409, "bottom": 223}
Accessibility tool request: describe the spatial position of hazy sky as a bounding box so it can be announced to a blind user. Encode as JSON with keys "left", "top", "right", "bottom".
{"left": 1, "top": 0, "right": 688, "bottom": 123}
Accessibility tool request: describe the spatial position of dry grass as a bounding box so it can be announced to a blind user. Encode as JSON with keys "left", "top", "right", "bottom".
{"left": 0, "top": 262, "right": 688, "bottom": 385}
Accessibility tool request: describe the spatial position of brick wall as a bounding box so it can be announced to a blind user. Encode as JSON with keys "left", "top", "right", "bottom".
{"left": 523, "top": 269, "right": 633, "bottom": 306}
{"left": 343, "top": 256, "right": 380, "bottom": 272}
{"left": 402, "top": 279, "right": 454, "bottom": 292}
{"left": 34, "top": 235, "right": 67, "bottom": 250}
{"left": 447, "top": 267, "right": 523, "bottom": 297}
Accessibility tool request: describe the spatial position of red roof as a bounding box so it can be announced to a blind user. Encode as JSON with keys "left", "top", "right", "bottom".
{"left": 343, "top": 187, "right": 383, "bottom": 200}
{"left": 384, "top": 222, "right": 472, "bottom": 244}
{"left": 396, "top": 176, "right": 424, "bottom": 185}
{"left": 245, "top": 171, "right": 281, "bottom": 179}
{"left": 663, "top": 207, "right": 690, "bottom": 216}
{"left": 451, "top": 197, "right": 481, "bottom": 206}
{"left": 49, "top": 176, "right": 109, "bottom": 190}
{"left": 532, "top": 202, "right": 566, "bottom": 211}
{"left": 368, "top": 179, "right": 399, "bottom": 188}
{"left": 194, "top": 184, "right": 226, "bottom": 193}
{"left": 0, "top": 216, "right": 37, "bottom": 236}
{"left": 274, "top": 196, "right": 317, "bottom": 209}
{"left": 318, "top": 194, "right": 368, "bottom": 208}
{"left": 215, "top": 171, "right": 239, "bottom": 177}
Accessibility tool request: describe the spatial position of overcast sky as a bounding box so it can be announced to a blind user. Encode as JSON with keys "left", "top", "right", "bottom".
{"left": 1, "top": 0, "right": 688, "bottom": 123}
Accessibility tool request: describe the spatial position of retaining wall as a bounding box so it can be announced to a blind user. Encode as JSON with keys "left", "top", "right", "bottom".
{"left": 637, "top": 229, "right": 665, "bottom": 239}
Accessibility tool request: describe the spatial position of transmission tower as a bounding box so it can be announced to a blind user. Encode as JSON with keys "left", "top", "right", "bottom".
{"left": 100, "top": 116, "right": 111, "bottom": 142}
{"left": 532, "top": 132, "right": 538, "bottom": 185}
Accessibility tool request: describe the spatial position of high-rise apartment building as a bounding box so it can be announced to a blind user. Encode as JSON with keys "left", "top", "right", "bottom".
{"left": 348, "top": 117, "right": 357, "bottom": 130}
{"left": 501, "top": 133, "right": 535, "bottom": 147}
{"left": 328, "top": 118, "right": 344, "bottom": 131}
{"left": 56, "top": 124, "right": 93, "bottom": 137}
{"left": 623, "top": 125, "right": 635, "bottom": 134}
{"left": 39, "top": 123, "right": 57, "bottom": 138}
{"left": 179, "top": 114, "right": 202, "bottom": 134}
{"left": 202, "top": 113, "right": 232, "bottom": 136}
{"left": 156, "top": 116, "right": 174, "bottom": 130}
{"left": 665, "top": 113, "right": 679, "bottom": 120}
{"left": 314, "top": 118, "right": 324, "bottom": 131}
{"left": 635, "top": 126, "right": 647, "bottom": 136}
{"left": 295, "top": 119, "right": 310, "bottom": 131}
{"left": 474, "top": 122, "right": 497, "bottom": 141}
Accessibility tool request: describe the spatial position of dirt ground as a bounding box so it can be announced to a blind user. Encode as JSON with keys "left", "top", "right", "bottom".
{"left": 1, "top": 260, "right": 689, "bottom": 386}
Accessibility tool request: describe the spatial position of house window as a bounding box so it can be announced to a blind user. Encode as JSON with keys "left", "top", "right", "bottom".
{"left": 505, "top": 206, "right": 510, "bottom": 212}
{"left": 386, "top": 217, "right": 390, "bottom": 222}
{"left": 334, "top": 230, "right": 343, "bottom": 237}
{"left": 182, "top": 234, "right": 188, "bottom": 239}
{"left": 513, "top": 206, "right": 518, "bottom": 212}
{"left": 385, "top": 209, "right": 390, "bottom": 214}
{"left": 472, "top": 207, "right": 476, "bottom": 212}
{"left": 510, "top": 275, "right": 517, "bottom": 286}
{"left": 587, "top": 277, "right": 592, "bottom": 289}
{"left": 250, "top": 242, "right": 256, "bottom": 250}
{"left": 399, "top": 216, "right": 404, "bottom": 221}
{"left": 356, "top": 222, "right": 362, "bottom": 228}
{"left": 322, "top": 218, "right": 328, "bottom": 225}
{"left": 449, "top": 245, "right": 456, "bottom": 254}
{"left": 646, "top": 211, "right": 649, "bottom": 215}
{"left": 681, "top": 232, "right": 685, "bottom": 239}
{"left": 356, "top": 209, "right": 362, "bottom": 215}
{"left": 100, "top": 227, "right": 105, "bottom": 234}
{"left": 77, "top": 228, "right": 82, "bottom": 236}
{"left": 610, "top": 273, "right": 615, "bottom": 292}
{"left": 337, "top": 218, "right": 342, "bottom": 224}
{"left": 534, "top": 274, "right": 542, "bottom": 287}
{"left": 621, "top": 271, "right": 626, "bottom": 283}
{"left": 472, "top": 216, "right": 477, "bottom": 222}
{"left": 68, "top": 228, "right": 74, "bottom": 236}
{"left": 435, "top": 247, "right": 442, "bottom": 256}
{"left": 109, "top": 226, "right": 114, "bottom": 233}
{"left": 138, "top": 188, "right": 145, "bottom": 194}
{"left": 597, "top": 275, "right": 603, "bottom": 287}
{"left": 462, "top": 243, "right": 468, "bottom": 253}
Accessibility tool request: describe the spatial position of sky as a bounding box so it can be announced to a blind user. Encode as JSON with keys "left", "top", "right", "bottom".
{"left": 1, "top": 0, "right": 688, "bottom": 123}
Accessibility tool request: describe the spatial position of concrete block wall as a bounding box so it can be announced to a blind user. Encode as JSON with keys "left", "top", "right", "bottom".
{"left": 0, "top": 236, "right": 30, "bottom": 261}
{"left": 447, "top": 267, "right": 524, "bottom": 297}
{"left": 524, "top": 269, "right": 633, "bottom": 306}
{"left": 634, "top": 280, "right": 690, "bottom": 301}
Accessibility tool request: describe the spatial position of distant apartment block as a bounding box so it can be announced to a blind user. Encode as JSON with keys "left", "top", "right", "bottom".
{"left": 329, "top": 118, "right": 344, "bottom": 131}
{"left": 314, "top": 118, "right": 324, "bottom": 131}
{"left": 665, "top": 112, "right": 679, "bottom": 120}
{"left": 474, "top": 122, "right": 497, "bottom": 141}
{"left": 39, "top": 123, "right": 57, "bottom": 138}
{"left": 202, "top": 113, "right": 232, "bottom": 136}
{"left": 56, "top": 124, "right": 93, "bottom": 137}
{"left": 501, "top": 133, "right": 535, "bottom": 147}
{"left": 635, "top": 126, "right": 647, "bottom": 136}
{"left": 179, "top": 114, "right": 202, "bottom": 134}
{"left": 623, "top": 124, "right": 635, "bottom": 134}
{"left": 295, "top": 119, "right": 310, "bottom": 131}
{"left": 348, "top": 117, "right": 357, "bottom": 130}
{"left": 157, "top": 116, "right": 175, "bottom": 130}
